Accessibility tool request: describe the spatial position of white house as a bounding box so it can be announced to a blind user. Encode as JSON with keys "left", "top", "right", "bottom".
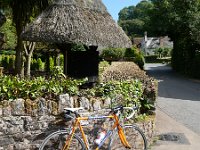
{"left": 140, "top": 32, "right": 173, "bottom": 55}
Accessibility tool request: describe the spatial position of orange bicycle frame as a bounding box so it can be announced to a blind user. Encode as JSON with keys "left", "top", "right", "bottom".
{"left": 62, "top": 113, "right": 130, "bottom": 150}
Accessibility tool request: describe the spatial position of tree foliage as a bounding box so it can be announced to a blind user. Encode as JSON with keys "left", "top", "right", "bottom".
{"left": 118, "top": 0, "right": 154, "bottom": 37}
{"left": 0, "top": 0, "right": 50, "bottom": 75}
{"left": 118, "top": 0, "right": 200, "bottom": 78}
{"left": 150, "top": 0, "right": 200, "bottom": 77}
{"left": 0, "top": 17, "right": 16, "bottom": 49}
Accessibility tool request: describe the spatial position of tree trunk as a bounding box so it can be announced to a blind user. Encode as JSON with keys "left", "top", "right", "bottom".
{"left": 57, "top": 53, "right": 60, "bottom": 66}
{"left": 15, "top": 21, "right": 24, "bottom": 76}
{"left": 23, "top": 41, "right": 35, "bottom": 78}
{"left": 15, "top": 38, "right": 24, "bottom": 76}
{"left": 25, "top": 55, "right": 32, "bottom": 77}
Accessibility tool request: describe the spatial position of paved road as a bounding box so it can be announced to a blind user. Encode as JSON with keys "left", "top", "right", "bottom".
{"left": 145, "top": 63, "right": 200, "bottom": 135}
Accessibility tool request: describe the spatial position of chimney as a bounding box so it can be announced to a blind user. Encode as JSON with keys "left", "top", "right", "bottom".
{"left": 159, "top": 37, "right": 164, "bottom": 47}
{"left": 144, "top": 31, "right": 147, "bottom": 43}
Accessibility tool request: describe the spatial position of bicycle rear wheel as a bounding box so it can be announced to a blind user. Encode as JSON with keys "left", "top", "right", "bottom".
{"left": 109, "top": 125, "right": 147, "bottom": 150}
{"left": 39, "top": 130, "right": 85, "bottom": 150}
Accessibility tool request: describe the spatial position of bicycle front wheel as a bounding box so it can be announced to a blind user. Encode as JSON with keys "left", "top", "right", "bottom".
{"left": 39, "top": 130, "right": 85, "bottom": 150}
{"left": 109, "top": 125, "right": 147, "bottom": 150}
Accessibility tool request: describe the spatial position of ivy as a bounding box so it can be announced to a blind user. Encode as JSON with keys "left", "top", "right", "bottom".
{"left": 0, "top": 75, "right": 86, "bottom": 100}
{"left": 87, "top": 80, "right": 144, "bottom": 108}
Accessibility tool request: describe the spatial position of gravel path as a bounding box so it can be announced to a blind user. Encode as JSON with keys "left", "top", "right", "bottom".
{"left": 145, "top": 63, "right": 200, "bottom": 135}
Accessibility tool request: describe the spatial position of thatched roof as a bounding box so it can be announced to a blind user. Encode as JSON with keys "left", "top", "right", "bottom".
{"left": 21, "top": 0, "right": 132, "bottom": 48}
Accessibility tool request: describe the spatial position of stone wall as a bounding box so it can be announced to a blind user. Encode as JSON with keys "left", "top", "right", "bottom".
{"left": 0, "top": 94, "right": 155, "bottom": 150}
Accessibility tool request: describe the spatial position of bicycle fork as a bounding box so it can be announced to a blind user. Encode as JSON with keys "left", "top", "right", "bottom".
{"left": 62, "top": 119, "right": 90, "bottom": 150}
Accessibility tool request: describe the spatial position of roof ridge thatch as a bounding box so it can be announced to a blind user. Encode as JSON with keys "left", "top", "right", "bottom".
{"left": 53, "top": 0, "right": 108, "bottom": 13}
{"left": 22, "top": 0, "right": 132, "bottom": 48}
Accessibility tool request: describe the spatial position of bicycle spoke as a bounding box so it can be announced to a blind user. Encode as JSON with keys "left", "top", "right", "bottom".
{"left": 40, "top": 131, "right": 85, "bottom": 150}
{"left": 110, "top": 125, "right": 147, "bottom": 150}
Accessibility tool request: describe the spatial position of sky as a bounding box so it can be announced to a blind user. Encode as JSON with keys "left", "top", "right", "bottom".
{"left": 102, "top": 0, "right": 141, "bottom": 21}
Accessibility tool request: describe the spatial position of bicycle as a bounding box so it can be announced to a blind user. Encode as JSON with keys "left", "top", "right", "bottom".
{"left": 39, "top": 105, "right": 147, "bottom": 150}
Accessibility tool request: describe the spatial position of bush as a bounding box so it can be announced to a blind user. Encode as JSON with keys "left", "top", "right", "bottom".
{"left": 191, "top": 52, "right": 200, "bottom": 78}
{"left": 99, "top": 61, "right": 110, "bottom": 75}
{"left": 133, "top": 52, "right": 145, "bottom": 69}
{"left": 124, "top": 47, "right": 136, "bottom": 58}
{"left": 71, "top": 43, "right": 86, "bottom": 51}
{"left": 100, "top": 47, "right": 124, "bottom": 61}
{"left": 144, "top": 55, "right": 158, "bottom": 63}
{"left": 59, "top": 54, "right": 64, "bottom": 67}
{"left": 49, "top": 57, "right": 54, "bottom": 71}
{"left": 50, "top": 66, "right": 65, "bottom": 79}
{"left": 31, "top": 59, "right": 38, "bottom": 71}
{"left": 100, "top": 62, "right": 157, "bottom": 114}
{"left": 101, "top": 62, "right": 148, "bottom": 82}
{"left": 0, "top": 50, "right": 16, "bottom": 55}
{"left": 100, "top": 47, "right": 145, "bottom": 69}
{"left": 124, "top": 47, "right": 145, "bottom": 69}
{"left": 37, "top": 58, "right": 44, "bottom": 71}
{"left": 91, "top": 80, "right": 143, "bottom": 108}
{"left": 1, "top": 55, "right": 9, "bottom": 70}
{"left": 0, "top": 75, "right": 86, "bottom": 100}
{"left": 154, "top": 47, "right": 172, "bottom": 58}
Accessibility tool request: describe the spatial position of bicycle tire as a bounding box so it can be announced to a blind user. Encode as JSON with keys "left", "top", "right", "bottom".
{"left": 39, "top": 130, "right": 86, "bottom": 150}
{"left": 109, "top": 125, "right": 147, "bottom": 150}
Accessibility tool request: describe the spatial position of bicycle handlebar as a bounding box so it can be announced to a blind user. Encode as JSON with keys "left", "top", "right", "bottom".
{"left": 123, "top": 106, "right": 138, "bottom": 120}
{"left": 111, "top": 105, "right": 138, "bottom": 120}
{"left": 64, "top": 105, "right": 138, "bottom": 121}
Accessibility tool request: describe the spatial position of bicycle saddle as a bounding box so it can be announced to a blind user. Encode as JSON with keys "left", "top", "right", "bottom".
{"left": 64, "top": 107, "right": 84, "bottom": 112}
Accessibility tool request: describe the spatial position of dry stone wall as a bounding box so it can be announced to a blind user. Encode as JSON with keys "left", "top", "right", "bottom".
{"left": 0, "top": 94, "right": 155, "bottom": 150}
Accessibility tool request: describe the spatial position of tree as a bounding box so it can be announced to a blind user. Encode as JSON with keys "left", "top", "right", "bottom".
{"left": 0, "top": 11, "right": 6, "bottom": 49}
{"left": 0, "top": 17, "right": 16, "bottom": 50}
{"left": 150, "top": 0, "right": 200, "bottom": 77}
{"left": 23, "top": 41, "right": 36, "bottom": 77}
{"left": 0, "top": 0, "right": 49, "bottom": 76}
{"left": 118, "top": 0, "right": 154, "bottom": 38}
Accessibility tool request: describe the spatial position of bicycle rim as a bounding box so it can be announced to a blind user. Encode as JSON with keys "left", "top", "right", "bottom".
{"left": 109, "top": 125, "right": 147, "bottom": 150}
{"left": 39, "top": 130, "right": 86, "bottom": 150}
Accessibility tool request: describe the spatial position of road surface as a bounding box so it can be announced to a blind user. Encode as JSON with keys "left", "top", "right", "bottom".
{"left": 145, "top": 63, "right": 200, "bottom": 135}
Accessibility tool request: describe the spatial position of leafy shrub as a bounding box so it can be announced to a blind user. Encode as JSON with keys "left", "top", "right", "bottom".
{"left": 154, "top": 47, "right": 172, "bottom": 58}
{"left": 50, "top": 66, "right": 65, "bottom": 79}
{"left": 144, "top": 55, "right": 158, "bottom": 63}
{"left": 99, "top": 61, "right": 110, "bottom": 75}
{"left": 31, "top": 59, "right": 38, "bottom": 71}
{"left": 49, "top": 57, "right": 54, "bottom": 71}
{"left": 100, "top": 47, "right": 124, "bottom": 61}
{"left": 133, "top": 52, "right": 145, "bottom": 69}
{"left": 0, "top": 75, "right": 86, "bottom": 100}
{"left": 124, "top": 47, "right": 145, "bottom": 69}
{"left": 0, "top": 50, "right": 16, "bottom": 55}
{"left": 124, "top": 47, "right": 136, "bottom": 58}
{"left": 59, "top": 54, "right": 64, "bottom": 67}
{"left": 37, "top": 58, "right": 44, "bottom": 71}
{"left": 191, "top": 52, "right": 200, "bottom": 78}
{"left": 8, "top": 55, "right": 15, "bottom": 70}
{"left": 101, "top": 62, "right": 148, "bottom": 82}
{"left": 1, "top": 55, "right": 9, "bottom": 70}
{"left": 71, "top": 43, "right": 86, "bottom": 51}
{"left": 100, "top": 62, "right": 157, "bottom": 114}
{"left": 100, "top": 47, "right": 145, "bottom": 69}
{"left": 0, "top": 55, "right": 15, "bottom": 72}
{"left": 87, "top": 80, "right": 143, "bottom": 108}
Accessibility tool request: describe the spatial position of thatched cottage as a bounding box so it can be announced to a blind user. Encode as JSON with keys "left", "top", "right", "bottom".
{"left": 22, "top": 0, "right": 132, "bottom": 80}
